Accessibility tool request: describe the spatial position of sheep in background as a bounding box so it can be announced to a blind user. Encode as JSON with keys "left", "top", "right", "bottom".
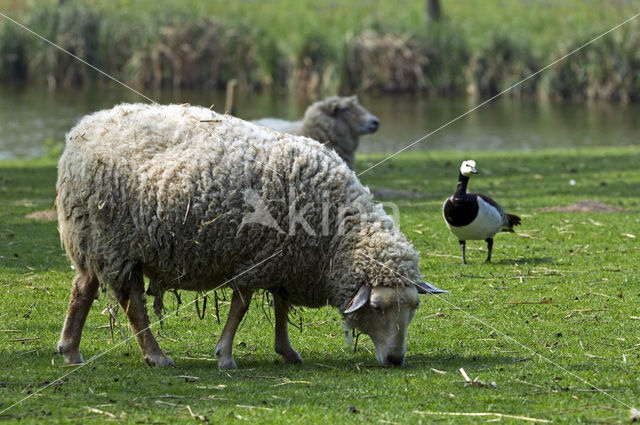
{"left": 56, "top": 103, "right": 446, "bottom": 369}
{"left": 252, "top": 95, "right": 379, "bottom": 170}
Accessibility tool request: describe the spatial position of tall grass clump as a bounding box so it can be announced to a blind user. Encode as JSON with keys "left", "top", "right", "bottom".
{"left": 547, "top": 23, "right": 640, "bottom": 103}
{"left": 96, "top": 7, "right": 268, "bottom": 89}
{"left": 254, "top": 37, "right": 291, "bottom": 89}
{"left": 120, "top": 18, "right": 263, "bottom": 89}
{"left": 24, "top": 2, "right": 100, "bottom": 87}
{"left": 293, "top": 32, "right": 340, "bottom": 95}
{"left": 343, "top": 23, "right": 468, "bottom": 94}
{"left": 420, "top": 22, "right": 469, "bottom": 94}
{"left": 344, "top": 29, "right": 431, "bottom": 93}
{"left": 0, "top": 18, "right": 28, "bottom": 81}
{"left": 466, "top": 33, "right": 540, "bottom": 98}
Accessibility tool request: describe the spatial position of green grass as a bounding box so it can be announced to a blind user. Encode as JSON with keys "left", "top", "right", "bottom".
{"left": 1, "top": 147, "right": 639, "bottom": 423}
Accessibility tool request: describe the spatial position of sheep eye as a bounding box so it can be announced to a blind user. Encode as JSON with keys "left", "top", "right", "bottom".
{"left": 370, "top": 303, "right": 382, "bottom": 312}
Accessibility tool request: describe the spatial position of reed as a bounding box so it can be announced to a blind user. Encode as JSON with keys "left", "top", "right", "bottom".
{"left": 1, "top": 0, "right": 639, "bottom": 101}
{"left": 546, "top": 24, "right": 640, "bottom": 102}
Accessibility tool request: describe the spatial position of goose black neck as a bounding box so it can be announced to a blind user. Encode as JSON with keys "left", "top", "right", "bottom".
{"left": 455, "top": 173, "right": 469, "bottom": 198}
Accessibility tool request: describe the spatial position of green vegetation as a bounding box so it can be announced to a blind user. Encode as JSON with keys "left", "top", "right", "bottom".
{"left": 1, "top": 147, "right": 639, "bottom": 423}
{"left": 1, "top": 0, "right": 640, "bottom": 100}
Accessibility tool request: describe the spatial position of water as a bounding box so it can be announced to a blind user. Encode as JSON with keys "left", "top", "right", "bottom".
{"left": 1, "top": 84, "right": 638, "bottom": 160}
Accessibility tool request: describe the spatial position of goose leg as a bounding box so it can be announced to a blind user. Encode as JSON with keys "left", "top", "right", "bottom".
{"left": 485, "top": 238, "right": 494, "bottom": 263}
{"left": 459, "top": 240, "right": 466, "bottom": 264}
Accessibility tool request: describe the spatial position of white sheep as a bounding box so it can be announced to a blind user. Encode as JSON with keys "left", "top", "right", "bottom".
{"left": 252, "top": 95, "right": 379, "bottom": 170}
{"left": 56, "top": 103, "right": 446, "bottom": 369}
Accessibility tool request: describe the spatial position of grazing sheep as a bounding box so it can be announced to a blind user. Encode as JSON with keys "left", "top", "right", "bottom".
{"left": 252, "top": 95, "right": 379, "bottom": 170}
{"left": 56, "top": 103, "right": 446, "bottom": 369}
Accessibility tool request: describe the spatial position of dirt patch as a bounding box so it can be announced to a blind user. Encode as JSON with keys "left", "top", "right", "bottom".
{"left": 372, "top": 188, "right": 426, "bottom": 199}
{"left": 12, "top": 199, "right": 52, "bottom": 207}
{"left": 540, "top": 199, "right": 624, "bottom": 213}
{"left": 25, "top": 210, "right": 58, "bottom": 221}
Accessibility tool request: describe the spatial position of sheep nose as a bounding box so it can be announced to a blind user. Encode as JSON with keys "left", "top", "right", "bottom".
{"left": 385, "top": 354, "right": 404, "bottom": 366}
{"left": 367, "top": 118, "right": 380, "bottom": 132}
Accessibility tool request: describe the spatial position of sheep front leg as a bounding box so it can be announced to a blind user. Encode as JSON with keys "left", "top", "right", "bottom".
{"left": 118, "top": 275, "right": 174, "bottom": 367}
{"left": 274, "top": 295, "right": 302, "bottom": 364}
{"left": 215, "top": 288, "right": 253, "bottom": 369}
{"left": 58, "top": 272, "right": 100, "bottom": 365}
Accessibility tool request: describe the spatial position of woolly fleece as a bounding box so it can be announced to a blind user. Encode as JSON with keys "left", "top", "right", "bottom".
{"left": 57, "top": 103, "right": 420, "bottom": 314}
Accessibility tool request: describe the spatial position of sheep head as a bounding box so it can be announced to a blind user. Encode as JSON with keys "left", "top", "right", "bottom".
{"left": 343, "top": 284, "right": 420, "bottom": 367}
{"left": 325, "top": 96, "right": 380, "bottom": 135}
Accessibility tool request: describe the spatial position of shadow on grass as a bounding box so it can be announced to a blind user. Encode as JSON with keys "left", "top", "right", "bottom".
{"left": 490, "top": 256, "right": 556, "bottom": 266}
{"left": 171, "top": 351, "right": 519, "bottom": 374}
{"left": 404, "top": 352, "right": 526, "bottom": 370}
{"left": 444, "top": 256, "right": 556, "bottom": 268}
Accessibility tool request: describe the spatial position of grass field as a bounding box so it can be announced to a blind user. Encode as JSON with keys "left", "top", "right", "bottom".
{"left": 1, "top": 147, "right": 639, "bottom": 423}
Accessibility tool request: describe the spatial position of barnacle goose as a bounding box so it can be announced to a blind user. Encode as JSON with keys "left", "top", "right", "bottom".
{"left": 443, "top": 160, "right": 521, "bottom": 264}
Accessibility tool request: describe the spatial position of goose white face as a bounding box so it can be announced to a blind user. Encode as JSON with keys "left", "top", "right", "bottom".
{"left": 460, "top": 160, "right": 478, "bottom": 177}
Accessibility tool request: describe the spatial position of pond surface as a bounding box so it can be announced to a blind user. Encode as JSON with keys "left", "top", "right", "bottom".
{"left": 0, "top": 84, "right": 638, "bottom": 160}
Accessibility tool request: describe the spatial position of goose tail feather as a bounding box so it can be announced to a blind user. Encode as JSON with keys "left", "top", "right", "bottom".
{"left": 502, "top": 213, "right": 521, "bottom": 232}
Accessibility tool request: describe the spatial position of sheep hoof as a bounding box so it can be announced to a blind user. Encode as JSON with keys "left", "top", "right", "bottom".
{"left": 217, "top": 358, "right": 238, "bottom": 370}
{"left": 60, "top": 350, "right": 84, "bottom": 365}
{"left": 282, "top": 350, "right": 302, "bottom": 364}
{"left": 58, "top": 342, "right": 84, "bottom": 365}
{"left": 284, "top": 355, "right": 302, "bottom": 364}
{"left": 276, "top": 346, "right": 302, "bottom": 364}
{"left": 144, "top": 353, "right": 175, "bottom": 368}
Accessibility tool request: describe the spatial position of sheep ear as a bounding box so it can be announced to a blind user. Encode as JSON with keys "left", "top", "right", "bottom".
{"left": 344, "top": 285, "right": 371, "bottom": 314}
{"left": 329, "top": 101, "right": 341, "bottom": 116}
{"left": 415, "top": 280, "right": 449, "bottom": 295}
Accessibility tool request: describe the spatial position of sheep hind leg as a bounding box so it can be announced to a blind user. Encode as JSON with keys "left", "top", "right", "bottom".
{"left": 215, "top": 288, "right": 253, "bottom": 369}
{"left": 274, "top": 295, "right": 302, "bottom": 364}
{"left": 58, "top": 271, "right": 100, "bottom": 365}
{"left": 118, "top": 272, "right": 174, "bottom": 367}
